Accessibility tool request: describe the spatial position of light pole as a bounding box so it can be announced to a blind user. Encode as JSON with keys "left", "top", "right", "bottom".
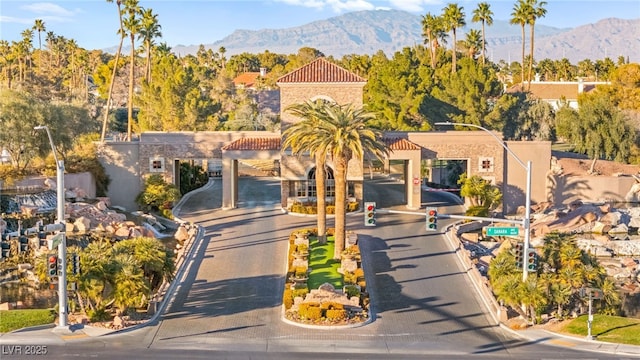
{"left": 435, "top": 122, "right": 532, "bottom": 281}
{"left": 34, "top": 125, "right": 68, "bottom": 327}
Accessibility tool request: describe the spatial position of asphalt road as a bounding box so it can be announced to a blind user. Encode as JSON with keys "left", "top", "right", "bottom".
{"left": 2, "top": 174, "right": 629, "bottom": 359}
{"left": 128, "top": 175, "right": 605, "bottom": 358}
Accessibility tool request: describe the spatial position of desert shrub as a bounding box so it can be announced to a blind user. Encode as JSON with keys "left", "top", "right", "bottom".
{"left": 354, "top": 268, "right": 365, "bottom": 279}
{"left": 294, "top": 267, "right": 308, "bottom": 278}
{"left": 343, "top": 271, "right": 357, "bottom": 284}
{"left": 298, "top": 303, "right": 322, "bottom": 320}
{"left": 326, "top": 309, "right": 347, "bottom": 321}
{"left": 292, "top": 287, "right": 309, "bottom": 299}
{"left": 326, "top": 205, "right": 335, "bottom": 214}
{"left": 465, "top": 205, "right": 489, "bottom": 218}
{"left": 283, "top": 289, "right": 294, "bottom": 310}
{"left": 296, "top": 244, "right": 308, "bottom": 253}
{"left": 327, "top": 228, "right": 335, "bottom": 236}
{"left": 320, "top": 302, "right": 344, "bottom": 310}
{"left": 344, "top": 285, "right": 360, "bottom": 298}
{"left": 87, "top": 307, "right": 111, "bottom": 322}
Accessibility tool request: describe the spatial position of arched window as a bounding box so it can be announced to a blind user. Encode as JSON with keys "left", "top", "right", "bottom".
{"left": 308, "top": 166, "right": 335, "bottom": 198}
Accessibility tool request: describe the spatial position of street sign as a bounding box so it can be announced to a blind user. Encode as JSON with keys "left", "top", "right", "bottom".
{"left": 47, "top": 233, "right": 63, "bottom": 250}
{"left": 485, "top": 227, "right": 519, "bottom": 236}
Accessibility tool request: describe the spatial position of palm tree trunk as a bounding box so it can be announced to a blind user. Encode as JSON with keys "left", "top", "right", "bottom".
{"left": 520, "top": 24, "right": 526, "bottom": 91}
{"left": 315, "top": 152, "right": 327, "bottom": 244}
{"left": 528, "top": 24, "right": 535, "bottom": 90}
{"left": 589, "top": 157, "right": 598, "bottom": 174}
{"left": 481, "top": 22, "right": 486, "bottom": 65}
{"left": 333, "top": 156, "right": 348, "bottom": 260}
{"left": 101, "top": 2, "right": 125, "bottom": 142}
{"left": 127, "top": 33, "right": 135, "bottom": 142}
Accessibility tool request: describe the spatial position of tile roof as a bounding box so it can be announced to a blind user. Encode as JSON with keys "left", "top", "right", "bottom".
{"left": 276, "top": 57, "right": 366, "bottom": 84}
{"left": 221, "top": 137, "right": 281, "bottom": 151}
{"left": 232, "top": 72, "right": 261, "bottom": 88}
{"left": 506, "top": 82, "right": 597, "bottom": 100}
{"left": 383, "top": 137, "right": 421, "bottom": 151}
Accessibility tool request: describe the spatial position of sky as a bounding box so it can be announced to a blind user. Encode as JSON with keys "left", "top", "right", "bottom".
{"left": 1, "top": 0, "right": 639, "bottom": 51}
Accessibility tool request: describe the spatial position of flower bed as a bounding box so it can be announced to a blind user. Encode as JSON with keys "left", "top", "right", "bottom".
{"left": 283, "top": 228, "right": 369, "bottom": 326}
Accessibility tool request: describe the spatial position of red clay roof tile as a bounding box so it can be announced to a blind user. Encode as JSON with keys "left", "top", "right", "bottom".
{"left": 276, "top": 58, "right": 365, "bottom": 84}
{"left": 221, "top": 137, "right": 281, "bottom": 151}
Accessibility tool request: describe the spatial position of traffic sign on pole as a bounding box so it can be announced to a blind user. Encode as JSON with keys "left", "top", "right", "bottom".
{"left": 485, "top": 227, "right": 519, "bottom": 237}
{"left": 48, "top": 233, "right": 63, "bottom": 250}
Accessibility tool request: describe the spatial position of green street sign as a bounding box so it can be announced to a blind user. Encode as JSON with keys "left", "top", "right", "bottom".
{"left": 485, "top": 227, "right": 519, "bottom": 237}
{"left": 47, "top": 233, "right": 63, "bottom": 250}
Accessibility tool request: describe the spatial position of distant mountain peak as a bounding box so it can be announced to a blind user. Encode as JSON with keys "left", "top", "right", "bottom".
{"left": 168, "top": 10, "right": 639, "bottom": 63}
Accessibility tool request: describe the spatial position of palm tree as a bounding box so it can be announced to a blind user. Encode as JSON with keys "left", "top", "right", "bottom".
{"left": 123, "top": 0, "right": 142, "bottom": 141}
{"left": 511, "top": 0, "right": 530, "bottom": 89}
{"left": 282, "top": 99, "right": 332, "bottom": 244}
{"left": 471, "top": 2, "right": 493, "bottom": 65}
{"left": 306, "top": 102, "right": 389, "bottom": 259}
{"left": 464, "top": 29, "right": 482, "bottom": 59}
{"left": 33, "top": 19, "right": 46, "bottom": 51}
{"left": 101, "top": 0, "right": 126, "bottom": 142}
{"left": 139, "top": 8, "right": 162, "bottom": 84}
{"left": 526, "top": 0, "right": 547, "bottom": 90}
{"left": 421, "top": 13, "right": 446, "bottom": 69}
{"left": 442, "top": 3, "right": 466, "bottom": 74}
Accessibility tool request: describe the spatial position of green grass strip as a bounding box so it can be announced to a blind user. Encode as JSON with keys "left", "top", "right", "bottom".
{"left": 0, "top": 309, "right": 55, "bottom": 333}
{"left": 562, "top": 314, "right": 640, "bottom": 345}
{"left": 308, "top": 235, "right": 343, "bottom": 290}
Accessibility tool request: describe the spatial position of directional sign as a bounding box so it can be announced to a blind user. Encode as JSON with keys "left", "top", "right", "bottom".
{"left": 485, "top": 227, "right": 519, "bottom": 237}
{"left": 47, "top": 233, "right": 63, "bottom": 250}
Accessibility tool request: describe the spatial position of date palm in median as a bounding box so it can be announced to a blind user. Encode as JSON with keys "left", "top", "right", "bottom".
{"left": 283, "top": 100, "right": 389, "bottom": 259}
{"left": 282, "top": 99, "right": 331, "bottom": 244}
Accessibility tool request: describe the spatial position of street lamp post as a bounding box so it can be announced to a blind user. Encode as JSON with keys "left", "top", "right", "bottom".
{"left": 435, "top": 122, "right": 532, "bottom": 281}
{"left": 34, "top": 125, "right": 68, "bottom": 327}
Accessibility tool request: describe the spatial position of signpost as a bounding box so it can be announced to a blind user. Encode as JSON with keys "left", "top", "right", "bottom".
{"left": 485, "top": 227, "right": 519, "bottom": 237}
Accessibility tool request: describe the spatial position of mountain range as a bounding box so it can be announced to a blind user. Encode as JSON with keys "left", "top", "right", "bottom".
{"left": 171, "top": 9, "right": 640, "bottom": 64}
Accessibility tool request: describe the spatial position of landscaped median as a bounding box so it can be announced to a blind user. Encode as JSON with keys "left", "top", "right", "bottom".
{"left": 282, "top": 228, "right": 370, "bottom": 327}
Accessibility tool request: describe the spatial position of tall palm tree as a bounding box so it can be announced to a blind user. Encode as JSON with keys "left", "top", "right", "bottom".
{"left": 139, "top": 8, "right": 161, "bottom": 84}
{"left": 307, "top": 102, "right": 389, "bottom": 259}
{"left": 511, "top": 0, "right": 530, "bottom": 89}
{"left": 421, "top": 13, "right": 446, "bottom": 69}
{"left": 101, "top": 0, "right": 126, "bottom": 142}
{"left": 471, "top": 2, "right": 493, "bottom": 66}
{"left": 442, "top": 3, "right": 466, "bottom": 74}
{"left": 282, "top": 99, "right": 331, "bottom": 244}
{"left": 123, "top": 0, "right": 142, "bottom": 141}
{"left": 526, "top": 0, "right": 547, "bottom": 90}
{"left": 33, "top": 19, "right": 46, "bottom": 51}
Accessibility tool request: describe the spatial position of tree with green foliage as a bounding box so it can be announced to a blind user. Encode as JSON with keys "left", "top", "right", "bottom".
{"left": 525, "top": 0, "right": 547, "bottom": 89}
{"left": 287, "top": 102, "right": 389, "bottom": 258}
{"left": 179, "top": 161, "right": 208, "bottom": 195}
{"left": 421, "top": 12, "right": 446, "bottom": 69}
{"left": 442, "top": 3, "right": 466, "bottom": 74}
{"left": 555, "top": 91, "right": 635, "bottom": 173}
{"left": 135, "top": 174, "right": 181, "bottom": 215}
{"left": 123, "top": 0, "right": 142, "bottom": 141}
{"left": 101, "top": 0, "right": 127, "bottom": 142}
{"left": 432, "top": 57, "right": 502, "bottom": 126}
{"left": 457, "top": 173, "right": 502, "bottom": 217}
{"left": 511, "top": 0, "right": 529, "bottom": 88}
{"left": 365, "top": 47, "right": 433, "bottom": 130}
{"left": 282, "top": 99, "right": 333, "bottom": 244}
{"left": 471, "top": 2, "right": 493, "bottom": 66}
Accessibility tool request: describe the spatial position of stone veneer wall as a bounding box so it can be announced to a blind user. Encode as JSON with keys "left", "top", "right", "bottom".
{"left": 277, "top": 82, "right": 366, "bottom": 207}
